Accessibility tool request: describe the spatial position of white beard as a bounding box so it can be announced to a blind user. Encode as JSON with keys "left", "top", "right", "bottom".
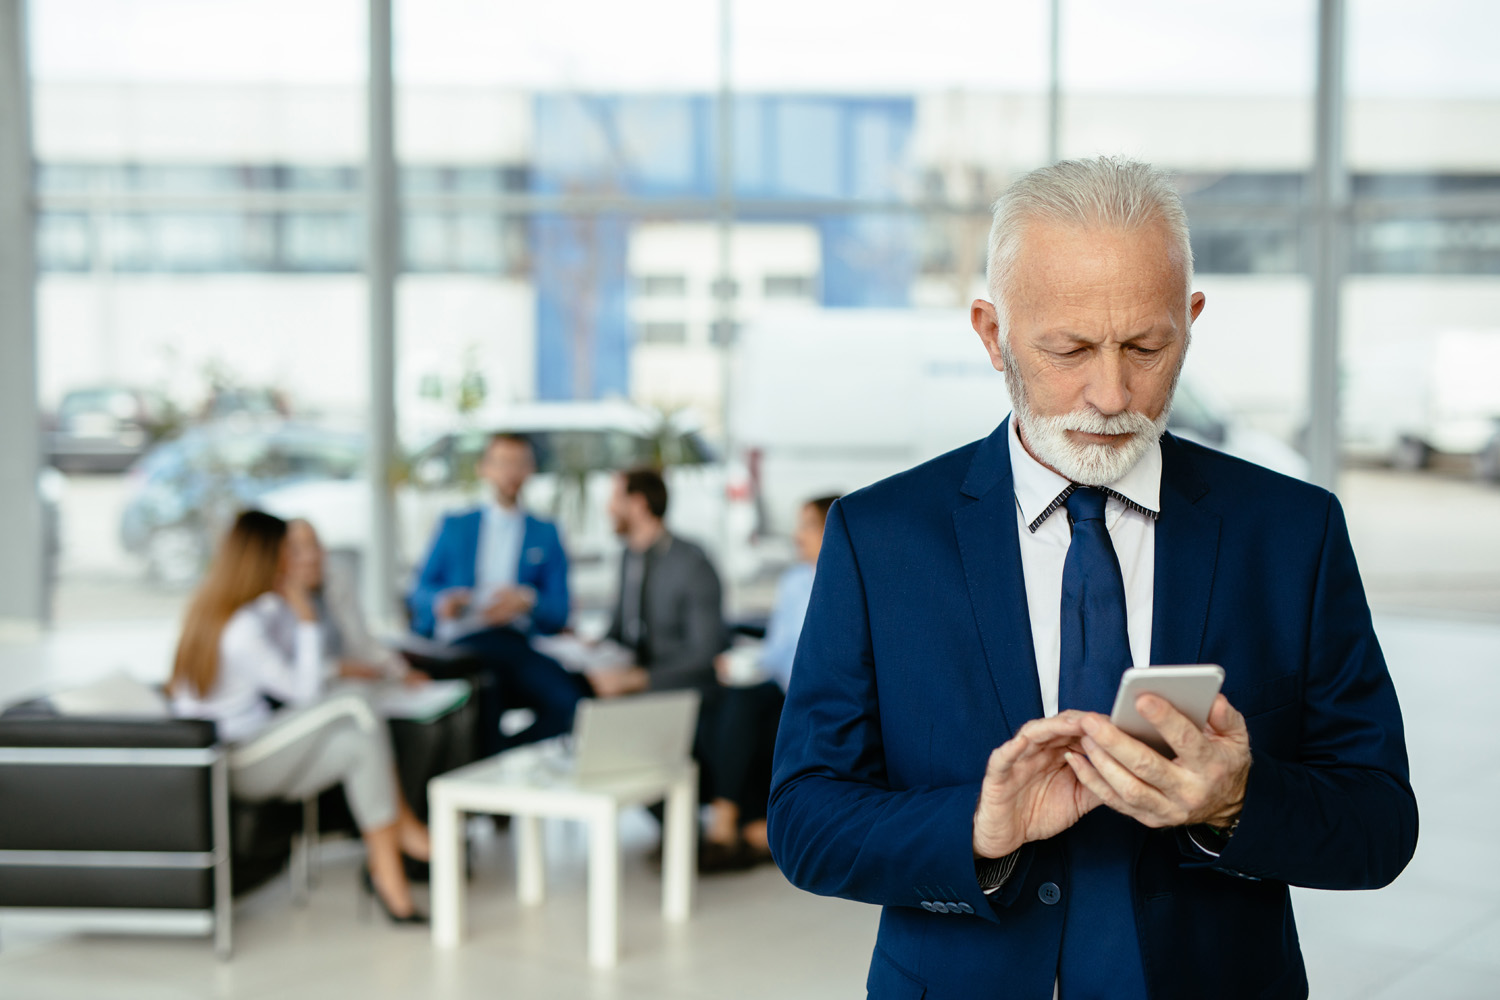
{"left": 1002, "top": 347, "right": 1171, "bottom": 486}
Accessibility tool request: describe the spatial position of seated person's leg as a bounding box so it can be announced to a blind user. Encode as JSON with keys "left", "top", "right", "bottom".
{"left": 457, "top": 626, "right": 589, "bottom": 752}
{"left": 737, "top": 682, "right": 785, "bottom": 853}
{"left": 454, "top": 629, "right": 519, "bottom": 758}
{"left": 496, "top": 645, "right": 591, "bottom": 751}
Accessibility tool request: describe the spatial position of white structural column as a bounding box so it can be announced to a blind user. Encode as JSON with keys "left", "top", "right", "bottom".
{"left": 365, "top": 0, "right": 400, "bottom": 625}
{"left": 0, "top": 0, "right": 44, "bottom": 632}
{"left": 1307, "top": 0, "right": 1347, "bottom": 491}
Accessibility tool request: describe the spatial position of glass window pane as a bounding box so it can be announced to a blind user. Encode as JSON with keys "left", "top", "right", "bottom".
{"left": 31, "top": 0, "right": 368, "bottom": 614}
{"left": 732, "top": 2, "right": 1051, "bottom": 202}
{"left": 1060, "top": 0, "right": 1314, "bottom": 168}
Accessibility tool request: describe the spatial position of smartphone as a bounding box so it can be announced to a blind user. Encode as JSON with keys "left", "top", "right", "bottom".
{"left": 1108, "top": 664, "right": 1225, "bottom": 756}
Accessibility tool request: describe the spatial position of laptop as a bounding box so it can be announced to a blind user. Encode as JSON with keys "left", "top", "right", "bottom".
{"left": 546, "top": 689, "right": 701, "bottom": 780}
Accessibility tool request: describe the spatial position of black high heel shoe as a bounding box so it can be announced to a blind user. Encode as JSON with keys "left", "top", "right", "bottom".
{"left": 401, "top": 853, "right": 430, "bottom": 883}
{"left": 358, "top": 864, "right": 428, "bottom": 926}
{"left": 402, "top": 841, "right": 475, "bottom": 884}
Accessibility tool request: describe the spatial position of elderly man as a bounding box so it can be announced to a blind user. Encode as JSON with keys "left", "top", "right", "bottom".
{"left": 768, "top": 158, "right": 1416, "bottom": 999}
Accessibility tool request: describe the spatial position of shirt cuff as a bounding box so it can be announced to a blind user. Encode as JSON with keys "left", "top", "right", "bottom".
{"left": 976, "top": 850, "right": 1021, "bottom": 895}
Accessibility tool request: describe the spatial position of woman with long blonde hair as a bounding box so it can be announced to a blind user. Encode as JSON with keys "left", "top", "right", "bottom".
{"left": 171, "top": 510, "right": 429, "bottom": 924}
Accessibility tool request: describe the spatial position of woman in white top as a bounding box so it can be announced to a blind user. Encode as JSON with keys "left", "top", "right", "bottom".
{"left": 171, "top": 510, "right": 429, "bottom": 924}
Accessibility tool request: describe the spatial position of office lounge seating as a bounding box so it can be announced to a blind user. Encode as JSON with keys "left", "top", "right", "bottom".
{"left": 0, "top": 711, "right": 312, "bottom": 959}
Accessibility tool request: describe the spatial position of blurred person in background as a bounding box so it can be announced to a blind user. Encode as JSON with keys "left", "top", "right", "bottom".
{"left": 407, "top": 433, "right": 575, "bottom": 756}
{"left": 284, "top": 518, "right": 431, "bottom": 687}
{"left": 596, "top": 467, "right": 727, "bottom": 698}
{"left": 170, "top": 511, "right": 429, "bottom": 925}
{"left": 701, "top": 493, "right": 840, "bottom": 872}
{"left": 598, "top": 467, "right": 730, "bottom": 855}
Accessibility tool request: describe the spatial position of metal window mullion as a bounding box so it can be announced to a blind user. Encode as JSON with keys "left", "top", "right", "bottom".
{"left": 363, "top": 0, "right": 399, "bottom": 632}
{"left": 1308, "top": 0, "right": 1348, "bottom": 492}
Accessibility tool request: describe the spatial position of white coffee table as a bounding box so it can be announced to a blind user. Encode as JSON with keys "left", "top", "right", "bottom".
{"left": 428, "top": 745, "right": 698, "bottom": 967}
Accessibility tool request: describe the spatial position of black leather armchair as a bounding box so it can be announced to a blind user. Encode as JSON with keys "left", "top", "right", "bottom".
{"left": 0, "top": 713, "right": 306, "bottom": 958}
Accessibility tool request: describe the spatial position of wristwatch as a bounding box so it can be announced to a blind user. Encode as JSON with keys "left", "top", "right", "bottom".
{"left": 1190, "top": 816, "right": 1241, "bottom": 856}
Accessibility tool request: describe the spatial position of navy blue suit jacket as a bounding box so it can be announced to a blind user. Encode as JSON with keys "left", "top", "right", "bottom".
{"left": 406, "top": 509, "right": 570, "bottom": 639}
{"left": 768, "top": 421, "right": 1417, "bottom": 1000}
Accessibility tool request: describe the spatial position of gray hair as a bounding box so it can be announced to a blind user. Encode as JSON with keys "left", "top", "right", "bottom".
{"left": 985, "top": 156, "right": 1194, "bottom": 332}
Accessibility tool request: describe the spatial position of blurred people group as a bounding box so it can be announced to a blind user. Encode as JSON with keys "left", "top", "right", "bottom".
{"left": 170, "top": 512, "right": 431, "bottom": 924}
{"left": 169, "top": 428, "right": 837, "bottom": 900}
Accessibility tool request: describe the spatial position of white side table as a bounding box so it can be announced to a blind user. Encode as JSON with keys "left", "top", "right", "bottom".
{"left": 428, "top": 746, "right": 698, "bottom": 968}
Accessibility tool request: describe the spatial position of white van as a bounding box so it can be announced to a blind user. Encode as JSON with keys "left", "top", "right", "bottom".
{"left": 731, "top": 309, "right": 1309, "bottom": 538}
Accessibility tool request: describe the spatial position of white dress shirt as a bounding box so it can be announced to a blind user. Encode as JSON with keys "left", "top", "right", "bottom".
{"left": 1007, "top": 416, "right": 1160, "bottom": 719}
{"left": 477, "top": 501, "right": 526, "bottom": 599}
{"left": 437, "top": 501, "right": 528, "bottom": 643}
{"left": 170, "top": 592, "right": 324, "bottom": 744}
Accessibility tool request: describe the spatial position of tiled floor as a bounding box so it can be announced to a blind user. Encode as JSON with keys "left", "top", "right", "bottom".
{"left": 1, "top": 613, "right": 1497, "bottom": 999}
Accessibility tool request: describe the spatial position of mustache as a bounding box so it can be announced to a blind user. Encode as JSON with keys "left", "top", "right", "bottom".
{"left": 1033, "top": 408, "right": 1161, "bottom": 438}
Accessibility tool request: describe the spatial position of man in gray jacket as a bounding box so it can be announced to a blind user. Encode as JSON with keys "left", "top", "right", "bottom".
{"left": 591, "top": 467, "right": 727, "bottom": 697}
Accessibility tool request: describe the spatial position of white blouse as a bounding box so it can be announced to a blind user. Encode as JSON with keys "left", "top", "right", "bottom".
{"left": 172, "top": 592, "right": 324, "bottom": 743}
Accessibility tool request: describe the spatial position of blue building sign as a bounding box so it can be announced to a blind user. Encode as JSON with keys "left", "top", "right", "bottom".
{"left": 531, "top": 93, "right": 917, "bottom": 400}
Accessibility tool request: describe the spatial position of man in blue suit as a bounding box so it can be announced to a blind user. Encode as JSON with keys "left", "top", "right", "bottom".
{"left": 768, "top": 158, "right": 1417, "bottom": 999}
{"left": 408, "top": 433, "right": 584, "bottom": 756}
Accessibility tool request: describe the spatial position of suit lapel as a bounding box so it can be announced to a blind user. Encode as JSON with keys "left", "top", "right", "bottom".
{"left": 953, "top": 418, "right": 1044, "bottom": 738}
{"left": 1150, "top": 435, "right": 1221, "bottom": 666}
{"left": 459, "top": 509, "right": 483, "bottom": 589}
{"left": 516, "top": 515, "right": 537, "bottom": 583}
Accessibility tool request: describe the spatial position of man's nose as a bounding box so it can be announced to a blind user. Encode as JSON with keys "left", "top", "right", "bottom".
{"left": 1084, "top": 350, "right": 1131, "bottom": 415}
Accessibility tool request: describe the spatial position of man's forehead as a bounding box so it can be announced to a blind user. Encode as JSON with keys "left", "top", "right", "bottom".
{"left": 1016, "top": 216, "right": 1182, "bottom": 267}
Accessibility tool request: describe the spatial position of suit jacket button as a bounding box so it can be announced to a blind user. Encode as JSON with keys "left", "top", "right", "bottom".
{"left": 1038, "top": 882, "right": 1062, "bottom": 905}
{"left": 932, "top": 901, "right": 950, "bottom": 913}
{"left": 920, "top": 901, "right": 936, "bottom": 912}
{"left": 956, "top": 902, "right": 974, "bottom": 915}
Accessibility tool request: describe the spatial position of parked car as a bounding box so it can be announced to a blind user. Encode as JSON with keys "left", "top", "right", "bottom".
{"left": 46, "top": 386, "right": 177, "bottom": 474}
{"left": 120, "top": 422, "right": 365, "bottom": 586}
{"left": 255, "top": 401, "right": 758, "bottom": 611}
{"left": 39, "top": 466, "right": 64, "bottom": 624}
{"left": 1342, "top": 329, "right": 1500, "bottom": 471}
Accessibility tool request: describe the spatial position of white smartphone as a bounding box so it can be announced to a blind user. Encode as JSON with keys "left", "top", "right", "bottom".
{"left": 1108, "top": 665, "right": 1225, "bottom": 756}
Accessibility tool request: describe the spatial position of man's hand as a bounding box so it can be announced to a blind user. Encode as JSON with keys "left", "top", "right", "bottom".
{"left": 402, "top": 668, "right": 432, "bottom": 687}
{"left": 482, "top": 586, "right": 537, "bottom": 627}
{"left": 973, "top": 712, "right": 1102, "bottom": 859}
{"left": 1065, "top": 694, "right": 1251, "bottom": 830}
{"left": 436, "top": 588, "right": 472, "bottom": 622}
{"left": 337, "top": 660, "right": 386, "bottom": 682}
{"left": 586, "top": 666, "right": 649, "bottom": 699}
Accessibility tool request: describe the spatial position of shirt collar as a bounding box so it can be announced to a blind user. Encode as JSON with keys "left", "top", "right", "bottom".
{"left": 485, "top": 500, "right": 524, "bottom": 524}
{"left": 1007, "top": 414, "right": 1162, "bottom": 533}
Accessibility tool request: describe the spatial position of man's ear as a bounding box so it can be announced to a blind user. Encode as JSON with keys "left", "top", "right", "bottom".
{"left": 971, "top": 299, "right": 1006, "bottom": 373}
{"left": 1189, "top": 290, "right": 1206, "bottom": 324}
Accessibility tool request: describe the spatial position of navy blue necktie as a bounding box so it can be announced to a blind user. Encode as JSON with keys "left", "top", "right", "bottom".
{"left": 1058, "top": 487, "right": 1131, "bottom": 713}
{"left": 1055, "top": 485, "right": 1149, "bottom": 1000}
